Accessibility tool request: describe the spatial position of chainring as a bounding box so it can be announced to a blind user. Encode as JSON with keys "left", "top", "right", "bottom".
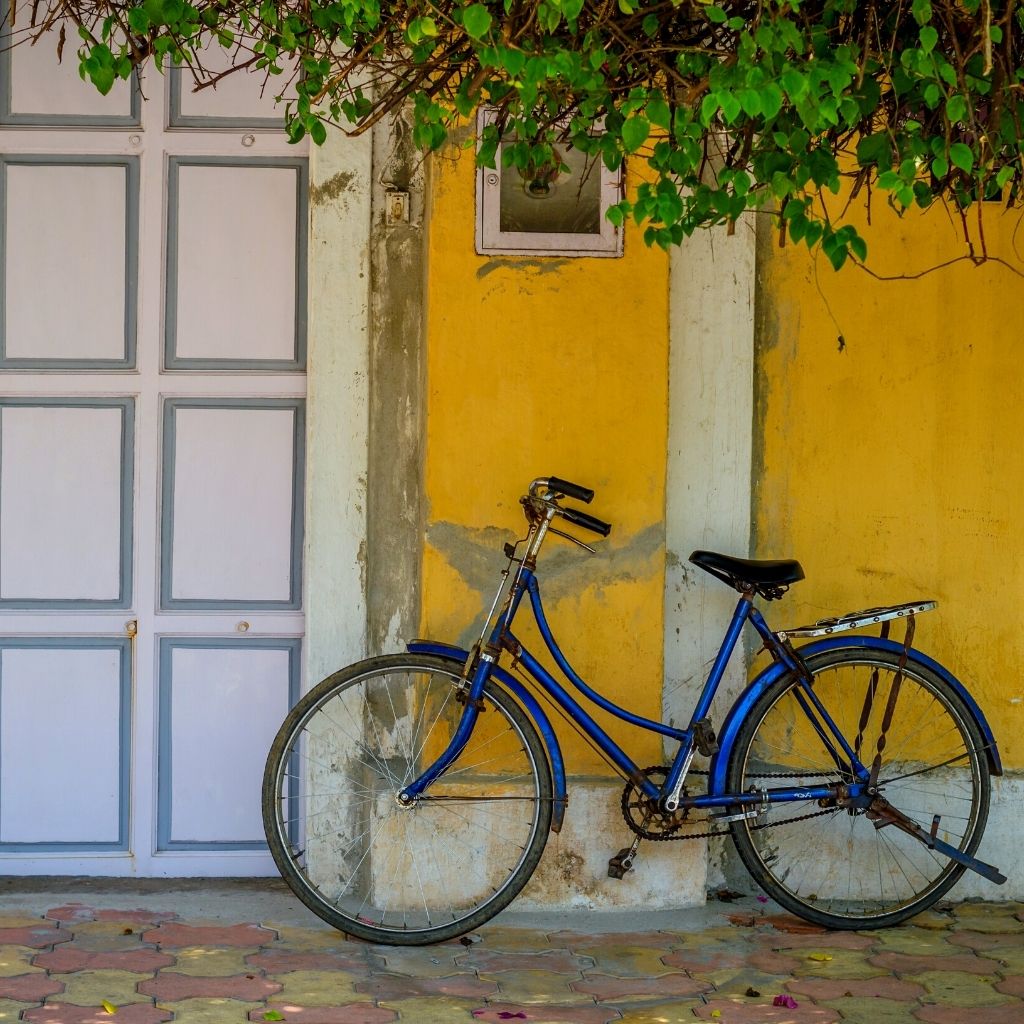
{"left": 621, "top": 766, "right": 693, "bottom": 840}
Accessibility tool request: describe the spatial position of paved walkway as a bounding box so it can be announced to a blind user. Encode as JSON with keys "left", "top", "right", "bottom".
{"left": 0, "top": 881, "right": 1022, "bottom": 1022}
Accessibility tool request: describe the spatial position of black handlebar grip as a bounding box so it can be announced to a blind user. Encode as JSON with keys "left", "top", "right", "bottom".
{"left": 548, "top": 476, "right": 594, "bottom": 504}
{"left": 560, "top": 506, "right": 612, "bottom": 537}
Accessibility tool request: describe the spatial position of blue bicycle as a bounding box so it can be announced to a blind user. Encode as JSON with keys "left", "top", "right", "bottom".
{"left": 263, "top": 476, "right": 1005, "bottom": 945}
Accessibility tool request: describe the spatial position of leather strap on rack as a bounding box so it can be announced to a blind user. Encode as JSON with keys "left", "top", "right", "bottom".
{"left": 868, "top": 614, "right": 916, "bottom": 790}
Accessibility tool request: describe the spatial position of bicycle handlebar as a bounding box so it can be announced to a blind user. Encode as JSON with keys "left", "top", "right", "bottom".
{"left": 546, "top": 476, "right": 594, "bottom": 504}
{"left": 559, "top": 505, "right": 612, "bottom": 537}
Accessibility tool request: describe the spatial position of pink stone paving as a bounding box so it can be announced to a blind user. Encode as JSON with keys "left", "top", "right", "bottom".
{"left": 694, "top": 1000, "right": 841, "bottom": 1022}
{"left": 760, "top": 931, "right": 875, "bottom": 951}
{"left": 571, "top": 973, "right": 711, "bottom": 1000}
{"left": 140, "top": 922, "right": 277, "bottom": 947}
{"left": 948, "top": 930, "right": 1024, "bottom": 950}
{"left": 355, "top": 974, "right": 498, "bottom": 999}
{"left": 747, "top": 950, "right": 804, "bottom": 973}
{"left": 246, "top": 950, "right": 373, "bottom": 973}
{"left": 45, "top": 906, "right": 179, "bottom": 926}
{"left": 456, "top": 950, "right": 593, "bottom": 973}
{"left": 662, "top": 948, "right": 749, "bottom": 971}
{"left": 869, "top": 951, "right": 997, "bottom": 975}
{"left": 0, "top": 925, "right": 73, "bottom": 948}
{"left": 915, "top": 1005, "right": 1024, "bottom": 1024}
{"left": 33, "top": 947, "right": 175, "bottom": 973}
{"left": 23, "top": 1006, "right": 173, "bottom": 1024}
{"left": 787, "top": 976, "right": 927, "bottom": 1000}
{"left": 0, "top": 974, "right": 65, "bottom": 1000}
{"left": 996, "top": 976, "right": 1024, "bottom": 997}
{"left": 471, "top": 1006, "right": 621, "bottom": 1023}
{"left": 254, "top": 1009, "right": 397, "bottom": 1023}
{"left": 546, "top": 930, "right": 678, "bottom": 949}
{"left": 138, "top": 972, "right": 283, "bottom": 1000}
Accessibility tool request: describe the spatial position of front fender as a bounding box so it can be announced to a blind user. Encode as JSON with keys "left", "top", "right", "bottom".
{"left": 707, "top": 635, "right": 1002, "bottom": 796}
{"left": 406, "top": 640, "right": 567, "bottom": 832}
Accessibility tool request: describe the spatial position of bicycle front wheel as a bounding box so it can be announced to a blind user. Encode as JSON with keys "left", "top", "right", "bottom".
{"left": 262, "top": 654, "right": 552, "bottom": 945}
{"left": 726, "top": 647, "right": 991, "bottom": 929}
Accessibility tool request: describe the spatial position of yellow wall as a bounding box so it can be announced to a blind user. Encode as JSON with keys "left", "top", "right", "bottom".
{"left": 422, "top": 144, "right": 670, "bottom": 773}
{"left": 756, "top": 200, "right": 1024, "bottom": 767}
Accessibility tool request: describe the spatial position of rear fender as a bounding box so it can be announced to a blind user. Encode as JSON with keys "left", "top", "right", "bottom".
{"left": 707, "top": 635, "right": 1002, "bottom": 796}
{"left": 406, "top": 640, "right": 568, "bottom": 832}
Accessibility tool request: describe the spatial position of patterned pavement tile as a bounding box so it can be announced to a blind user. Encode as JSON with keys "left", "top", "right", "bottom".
{"left": 0, "top": 916, "right": 50, "bottom": 929}
{"left": 22, "top": 1004, "right": 173, "bottom": 1024}
{"left": 570, "top": 972, "right": 711, "bottom": 1001}
{"left": 906, "top": 911, "right": 955, "bottom": 931}
{"left": 758, "top": 932, "right": 875, "bottom": 953}
{"left": 33, "top": 948, "right": 174, "bottom": 974}
{"left": 252, "top": 1006, "right": 398, "bottom": 1023}
{"left": 456, "top": 950, "right": 593, "bottom": 974}
{"left": 154, "top": 998, "right": 265, "bottom": 1023}
{"left": 690, "top": 968, "right": 798, "bottom": 998}
{"left": 786, "top": 976, "right": 925, "bottom": 1000}
{"left": 170, "top": 948, "right": 262, "bottom": 977}
{"left": 745, "top": 950, "right": 802, "bottom": 974}
{"left": 0, "top": 974, "right": 64, "bottom": 1001}
{"left": 139, "top": 973, "right": 283, "bottom": 1001}
{"left": 814, "top": 996, "right": 928, "bottom": 1024}
{"left": 579, "top": 945, "right": 688, "bottom": 978}
{"left": 377, "top": 995, "right": 482, "bottom": 1022}
{"left": 915, "top": 1003, "right": 1024, "bottom": 1023}
{"left": 469, "top": 1004, "right": 621, "bottom": 1023}
{"left": 141, "top": 924, "right": 278, "bottom": 948}
{"left": 480, "top": 970, "right": 596, "bottom": 1005}
{"left": 912, "top": 970, "right": 1015, "bottom": 1006}
{"left": 614, "top": 1001, "right": 706, "bottom": 1023}
{"left": 477, "top": 928, "right": 558, "bottom": 951}
{"left": 948, "top": 930, "right": 1024, "bottom": 952}
{"left": 546, "top": 931, "right": 678, "bottom": 950}
{"left": 59, "top": 924, "right": 149, "bottom": 953}
{"left": 0, "top": 926, "right": 73, "bottom": 949}
{"left": 791, "top": 949, "right": 887, "bottom": 980}
{"left": 0, "top": 998, "right": 34, "bottom": 1021}
{"left": 271, "top": 970, "right": 384, "bottom": 1004}
{"left": 259, "top": 926, "right": 351, "bottom": 953}
{"left": 374, "top": 947, "right": 473, "bottom": 979}
{"left": 247, "top": 950, "right": 377, "bottom": 974}
{"left": 661, "top": 945, "right": 750, "bottom": 973}
{"left": 357, "top": 974, "right": 498, "bottom": 1000}
{"left": 0, "top": 944, "right": 45, "bottom": 976}
{"left": 693, "top": 997, "right": 841, "bottom": 1021}
{"left": 869, "top": 952, "right": 996, "bottom": 976}
{"left": 867, "top": 928, "right": 956, "bottom": 956}
{"left": 58, "top": 969, "right": 162, "bottom": 1006}
{"left": 995, "top": 976, "right": 1024, "bottom": 997}
{"left": 45, "top": 908, "right": 179, "bottom": 927}
{"left": 981, "top": 947, "right": 1024, "bottom": 973}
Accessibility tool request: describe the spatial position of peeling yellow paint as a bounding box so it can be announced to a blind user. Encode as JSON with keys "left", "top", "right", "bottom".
{"left": 756, "top": 199, "right": 1024, "bottom": 767}
{"left": 422, "top": 144, "right": 670, "bottom": 775}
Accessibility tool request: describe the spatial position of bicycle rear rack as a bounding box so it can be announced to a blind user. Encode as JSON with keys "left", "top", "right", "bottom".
{"left": 778, "top": 601, "right": 937, "bottom": 640}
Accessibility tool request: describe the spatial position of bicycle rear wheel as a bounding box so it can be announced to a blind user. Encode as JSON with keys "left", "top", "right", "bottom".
{"left": 263, "top": 654, "right": 552, "bottom": 945}
{"left": 726, "top": 647, "right": 991, "bottom": 929}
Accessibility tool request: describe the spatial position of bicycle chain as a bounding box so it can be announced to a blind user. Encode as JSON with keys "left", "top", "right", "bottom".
{"left": 621, "top": 766, "right": 841, "bottom": 842}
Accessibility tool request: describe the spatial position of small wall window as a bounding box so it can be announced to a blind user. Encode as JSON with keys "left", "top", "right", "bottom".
{"left": 475, "top": 108, "right": 623, "bottom": 258}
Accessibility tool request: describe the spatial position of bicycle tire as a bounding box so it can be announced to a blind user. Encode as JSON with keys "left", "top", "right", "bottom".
{"left": 262, "top": 653, "right": 553, "bottom": 945}
{"left": 726, "top": 647, "right": 991, "bottom": 929}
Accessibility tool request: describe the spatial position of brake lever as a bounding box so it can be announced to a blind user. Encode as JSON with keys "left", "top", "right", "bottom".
{"left": 547, "top": 526, "right": 596, "bottom": 553}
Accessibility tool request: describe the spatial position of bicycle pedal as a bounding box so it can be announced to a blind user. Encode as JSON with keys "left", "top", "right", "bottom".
{"left": 607, "top": 847, "right": 636, "bottom": 879}
{"left": 693, "top": 718, "right": 720, "bottom": 756}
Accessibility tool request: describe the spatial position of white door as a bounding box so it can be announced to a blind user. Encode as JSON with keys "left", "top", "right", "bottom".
{"left": 0, "top": 25, "right": 308, "bottom": 875}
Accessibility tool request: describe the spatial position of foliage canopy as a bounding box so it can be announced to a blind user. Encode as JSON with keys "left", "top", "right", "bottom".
{"left": 12, "top": 0, "right": 1024, "bottom": 266}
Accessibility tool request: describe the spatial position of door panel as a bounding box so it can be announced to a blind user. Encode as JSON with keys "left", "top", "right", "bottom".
{"left": 158, "top": 640, "right": 299, "bottom": 849}
{"left": 0, "top": 641, "right": 129, "bottom": 848}
{"left": 0, "top": 401, "right": 133, "bottom": 605}
{"left": 1, "top": 157, "right": 138, "bottom": 367}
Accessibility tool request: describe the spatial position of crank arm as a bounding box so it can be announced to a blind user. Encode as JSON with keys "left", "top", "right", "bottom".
{"left": 866, "top": 797, "right": 1006, "bottom": 885}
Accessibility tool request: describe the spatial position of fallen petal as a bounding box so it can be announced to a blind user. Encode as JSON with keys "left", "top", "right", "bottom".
{"left": 773, "top": 994, "right": 799, "bottom": 1008}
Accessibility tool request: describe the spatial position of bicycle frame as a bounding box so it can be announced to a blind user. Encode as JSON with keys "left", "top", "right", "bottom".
{"left": 401, "top": 563, "right": 877, "bottom": 815}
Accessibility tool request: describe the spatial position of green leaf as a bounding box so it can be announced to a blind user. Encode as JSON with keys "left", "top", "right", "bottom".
{"left": 126, "top": 8, "right": 151, "bottom": 33}
{"left": 263, "top": 1014, "right": 285, "bottom": 1023}
{"left": 462, "top": 4, "right": 492, "bottom": 39}
{"left": 912, "top": 0, "right": 932, "bottom": 25}
{"left": 918, "top": 26, "right": 938, "bottom": 53}
{"left": 946, "top": 94, "right": 967, "bottom": 123}
{"left": 622, "top": 115, "right": 650, "bottom": 153}
{"left": 647, "top": 94, "right": 671, "bottom": 130}
{"left": 949, "top": 142, "right": 974, "bottom": 173}
{"left": 310, "top": 119, "right": 327, "bottom": 145}
{"left": 706, "top": 6, "right": 727, "bottom": 24}
{"left": 760, "top": 83, "right": 783, "bottom": 120}
{"left": 931, "top": 155, "right": 949, "bottom": 178}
